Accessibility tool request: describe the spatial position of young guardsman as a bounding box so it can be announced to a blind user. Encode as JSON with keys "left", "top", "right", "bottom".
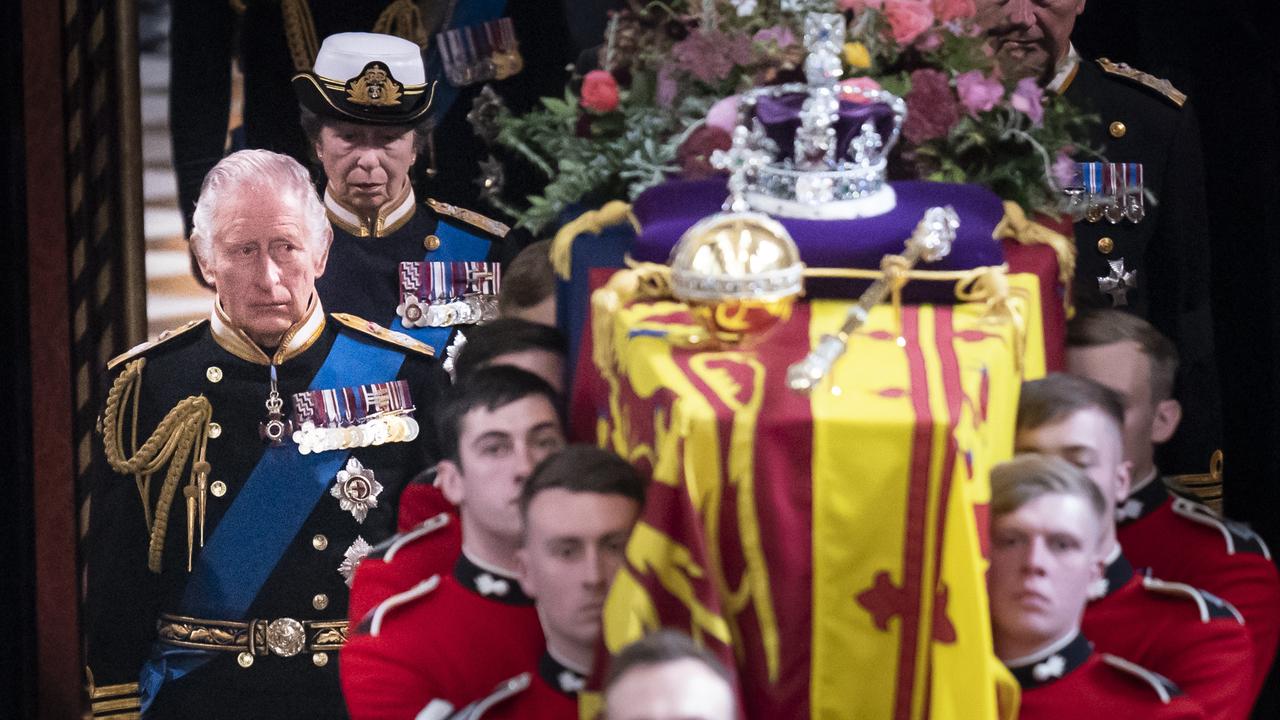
{"left": 340, "top": 366, "right": 565, "bottom": 719}
{"left": 988, "top": 454, "right": 1204, "bottom": 719}
{"left": 1016, "top": 375, "right": 1255, "bottom": 720}
{"left": 83, "top": 150, "right": 448, "bottom": 719}
{"left": 603, "top": 630, "right": 739, "bottom": 720}
{"left": 1066, "top": 309, "right": 1280, "bottom": 693}
{"left": 424, "top": 445, "right": 647, "bottom": 718}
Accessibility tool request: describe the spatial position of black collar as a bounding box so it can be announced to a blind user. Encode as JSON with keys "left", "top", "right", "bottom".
{"left": 1117, "top": 476, "right": 1170, "bottom": 525}
{"left": 539, "top": 651, "right": 587, "bottom": 697}
{"left": 454, "top": 553, "right": 534, "bottom": 606}
{"left": 1091, "top": 551, "right": 1135, "bottom": 600}
{"left": 1008, "top": 632, "right": 1093, "bottom": 690}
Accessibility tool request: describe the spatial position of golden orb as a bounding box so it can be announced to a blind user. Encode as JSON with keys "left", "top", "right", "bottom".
{"left": 669, "top": 212, "right": 804, "bottom": 346}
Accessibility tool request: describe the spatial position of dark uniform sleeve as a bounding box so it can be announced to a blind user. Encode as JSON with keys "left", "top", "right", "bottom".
{"left": 82, "top": 434, "right": 163, "bottom": 718}
{"left": 169, "top": 0, "right": 236, "bottom": 233}
{"left": 1145, "top": 101, "right": 1223, "bottom": 475}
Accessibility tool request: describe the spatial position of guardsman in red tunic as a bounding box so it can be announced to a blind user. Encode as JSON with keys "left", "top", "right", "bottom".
{"left": 1066, "top": 310, "right": 1280, "bottom": 694}
{"left": 988, "top": 454, "right": 1205, "bottom": 719}
{"left": 340, "top": 366, "right": 566, "bottom": 719}
{"left": 420, "top": 446, "right": 647, "bottom": 719}
{"left": 1016, "top": 376, "right": 1254, "bottom": 720}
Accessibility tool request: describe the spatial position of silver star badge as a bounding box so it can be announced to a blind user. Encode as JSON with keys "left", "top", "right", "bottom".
{"left": 1032, "top": 654, "right": 1066, "bottom": 682}
{"left": 331, "top": 457, "right": 383, "bottom": 523}
{"left": 338, "top": 536, "right": 372, "bottom": 587}
{"left": 475, "top": 572, "right": 510, "bottom": 597}
{"left": 1098, "top": 258, "right": 1137, "bottom": 307}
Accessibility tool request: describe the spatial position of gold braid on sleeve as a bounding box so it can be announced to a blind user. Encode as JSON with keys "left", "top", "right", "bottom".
{"left": 101, "top": 358, "right": 214, "bottom": 573}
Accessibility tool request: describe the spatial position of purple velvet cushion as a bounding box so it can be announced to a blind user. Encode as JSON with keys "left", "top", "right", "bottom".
{"left": 630, "top": 178, "right": 1006, "bottom": 303}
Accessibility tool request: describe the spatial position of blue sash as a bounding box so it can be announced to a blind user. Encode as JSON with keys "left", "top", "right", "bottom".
{"left": 140, "top": 330, "right": 409, "bottom": 710}
{"left": 426, "top": 0, "right": 510, "bottom": 124}
{"left": 391, "top": 217, "right": 492, "bottom": 352}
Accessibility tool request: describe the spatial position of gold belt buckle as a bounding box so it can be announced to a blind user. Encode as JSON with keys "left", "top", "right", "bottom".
{"left": 264, "top": 618, "right": 306, "bottom": 657}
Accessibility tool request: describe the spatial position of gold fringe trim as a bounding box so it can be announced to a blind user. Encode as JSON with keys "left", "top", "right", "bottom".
{"left": 281, "top": 0, "right": 320, "bottom": 73}
{"left": 551, "top": 201, "right": 636, "bottom": 280}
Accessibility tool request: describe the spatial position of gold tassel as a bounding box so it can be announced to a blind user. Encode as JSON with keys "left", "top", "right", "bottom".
{"left": 992, "top": 201, "right": 1076, "bottom": 286}
{"left": 550, "top": 201, "right": 636, "bottom": 280}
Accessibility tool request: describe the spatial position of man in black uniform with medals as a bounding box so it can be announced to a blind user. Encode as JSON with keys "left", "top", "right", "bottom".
{"left": 82, "top": 149, "right": 447, "bottom": 719}
{"left": 293, "top": 32, "right": 511, "bottom": 356}
{"left": 975, "top": 0, "right": 1220, "bottom": 475}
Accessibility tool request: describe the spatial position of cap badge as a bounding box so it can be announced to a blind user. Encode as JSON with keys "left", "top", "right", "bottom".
{"left": 346, "top": 62, "right": 403, "bottom": 107}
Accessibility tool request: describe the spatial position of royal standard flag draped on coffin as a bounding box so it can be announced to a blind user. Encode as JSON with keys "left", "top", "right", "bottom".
{"left": 592, "top": 276, "right": 1045, "bottom": 720}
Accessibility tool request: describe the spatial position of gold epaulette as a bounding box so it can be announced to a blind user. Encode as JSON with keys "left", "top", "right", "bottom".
{"left": 331, "top": 313, "right": 436, "bottom": 358}
{"left": 425, "top": 197, "right": 510, "bottom": 238}
{"left": 1097, "top": 58, "right": 1187, "bottom": 107}
{"left": 107, "top": 319, "right": 208, "bottom": 371}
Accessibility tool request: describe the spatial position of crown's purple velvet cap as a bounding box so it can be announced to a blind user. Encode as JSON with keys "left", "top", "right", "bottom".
{"left": 754, "top": 93, "right": 899, "bottom": 161}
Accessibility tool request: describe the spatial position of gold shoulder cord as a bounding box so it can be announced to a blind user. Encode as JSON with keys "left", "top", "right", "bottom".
{"left": 282, "top": 0, "right": 321, "bottom": 72}
{"left": 373, "top": 0, "right": 429, "bottom": 48}
{"left": 101, "top": 358, "right": 214, "bottom": 573}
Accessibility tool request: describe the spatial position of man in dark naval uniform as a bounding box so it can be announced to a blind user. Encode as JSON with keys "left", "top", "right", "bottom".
{"left": 975, "top": 0, "right": 1220, "bottom": 475}
{"left": 82, "top": 149, "right": 448, "bottom": 719}
{"left": 293, "top": 32, "right": 512, "bottom": 356}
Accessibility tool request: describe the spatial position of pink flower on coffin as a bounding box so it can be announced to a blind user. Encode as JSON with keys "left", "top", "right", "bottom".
{"left": 839, "top": 76, "right": 883, "bottom": 102}
{"left": 955, "top": 70, "right": 1003, "bottom": 114}
{"left": 932, "top": 0, "right": 976, "bottom": 21}
{"left": 884, "top": 0, "right": 935, "bottom": 45}
{"left": 1011, "top": 76, "right": 1045, "bottom": 126}
{"left": 706, "top": 94, "right": 742, "bottom": 133}
{"left": 1051, "top": 152, "right": 1077, "bottom": 188}
{"left": 580, "top": 70, "right": 620, "bottom": 113}
{"left": 839, "top": 0, "right": 885, "bottom": 11}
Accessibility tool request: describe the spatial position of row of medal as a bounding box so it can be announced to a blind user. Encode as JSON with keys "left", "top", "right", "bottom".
{"left": 1061, "top": 162, "right": 1146, "bottom": 224}
{"left": 289, "top": 379, "right": 418, "bottom": 454}
{"left": 292, "top": 414, "right": 421, "bottom": 455}
{"left": 395, "top": 260, "right": 501, "bottom": 328}
{"left": 438, "top": 17, "right": 523, "bottom": 87}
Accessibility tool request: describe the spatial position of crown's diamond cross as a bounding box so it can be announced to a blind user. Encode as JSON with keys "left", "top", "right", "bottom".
{"left": 850, "top": 121, "right": 884, "bottom": 165}
{"left": 712, "top": 123, "right": 775, "bottom": 212}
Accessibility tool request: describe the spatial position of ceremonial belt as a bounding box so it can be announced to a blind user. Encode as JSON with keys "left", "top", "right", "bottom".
{"left": 156, "top": 613, "right": 348, "bottom": 658}
{"left": 391, "top": 217, "right": 493, "bottom": 352}
{"left": 426, "top": 0, "right": 509, "bottom": 123}
{"left": 139, "top": 332, "right": 409, "bottom": 710}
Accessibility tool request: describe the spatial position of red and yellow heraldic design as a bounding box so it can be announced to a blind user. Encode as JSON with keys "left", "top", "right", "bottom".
{"left": 589, "top": 276, "right": 1045, "bottom": 720}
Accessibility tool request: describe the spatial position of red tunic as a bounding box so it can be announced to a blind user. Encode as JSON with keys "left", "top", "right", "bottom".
{"left": 1081, "top": 553, "right": 1254, "bottom": 720}
{"left": 1012, "top": 632, "right": 1204, "bottom": 719}
{"left": 340, "top": 554, "right": 544, "bottom": 720}
{"left": 347, "top": 509, "right": 462, "bottom": 627}
{"left": 396, "top": 478, "right": 459, "bottom": 532}
{"left": 1117, "top": 478, "right": 1280, "bottom": 696}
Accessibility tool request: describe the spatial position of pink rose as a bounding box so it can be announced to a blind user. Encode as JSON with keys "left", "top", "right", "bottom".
{"left": 1051, "top": 152, "right": 1077, "bottom": 189}
{"left": 955, "top": 70, "right": 1003, "bottom": 114}
{"left": 839, "top": 0, "right": 885, "bottom": 11}
{"left": 706, "top": 94, "right": 742, "bottom": 133}
{"left": 580, "top": 70, "right": 620, "bottom": 113}
{"left": 902, "top": 68, "right": 961, "bottom": 144}
{"left": 839, "top": 76, "right": 883, "bottom": 102}
{"left": 883, "top": 0, "right": 935, "bottom": 45}
{"left": 932, "top": 0, "right": 976, "bottom": 21}
{"left": 1011, "top": 76, "right": 1045, "bottom": 126}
